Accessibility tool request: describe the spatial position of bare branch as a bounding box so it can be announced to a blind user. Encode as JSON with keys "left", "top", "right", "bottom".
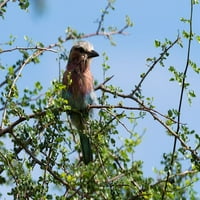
{"left": 89, "top": 104, "right": 144, "bottom": 111}
{"left": 108, "top": 111, "right": 134, "bottom": 135}
{"left": 96, "top": 85, "right": 175, "bottom": 121}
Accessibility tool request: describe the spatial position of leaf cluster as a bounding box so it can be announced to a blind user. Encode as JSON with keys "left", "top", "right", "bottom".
{"left": 0, "top": 0, "right": 200, "bottom": 199}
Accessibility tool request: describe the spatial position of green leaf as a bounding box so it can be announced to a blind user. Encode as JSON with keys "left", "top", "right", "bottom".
{"left": 154, "top": 40, "right": 161, "bottom": 47}
{"left": 196, "top": 35, "right": 200, "bottom": 43}
{"left": 35, "top": 81, "right": 43, "bottom": 91}
{"left": 8, "top": 66, "right": 14, "bottom": 75}
{"left": 6, "top": 35, "right": 16, "bottom": 45}
{"left": 168, "top": 109, "right": 173, "bottom": 117}
{"left": 180, "top": 17, "right": 190, "bottom": 23}
{"left": 18, "top": 0, "right": 30, "bottom": 10}
{"left": 125, "top": 15, "right": 134, "bottom": 27}
{"left": 182, "top": 30, "right": 190, "bottom": 38}
{"left": 189, "top": 60, "right": 200, "bottom": 73}
{"left": 192, "top": 0, "right": 199, "bottom": 4}
{"left": 24, "top": 35, "right": 28, "bottom": 41}
{"left": 188, "top": 90, "right": 196, "bottom": 98}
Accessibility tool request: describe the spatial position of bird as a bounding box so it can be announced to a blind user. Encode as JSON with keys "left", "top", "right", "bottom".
{"left": 62, "top": 41, "right": 99, "bottom": 164}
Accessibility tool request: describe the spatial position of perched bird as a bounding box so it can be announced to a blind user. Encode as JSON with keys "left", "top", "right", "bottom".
{"left": 62, "top": 41, "right": 99, "bottom": 164}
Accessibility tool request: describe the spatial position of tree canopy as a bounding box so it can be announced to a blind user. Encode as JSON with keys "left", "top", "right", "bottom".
{"left": 0, "top": 0, "right": 200, "bottom": 199}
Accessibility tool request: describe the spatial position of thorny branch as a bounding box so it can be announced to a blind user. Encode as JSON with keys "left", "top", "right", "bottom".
{"left": 0, "top": 109, "right": 46, "bottom": 136}
{"left": 95, "top": 75, "right": 114, "bottom": 90}
{"left": 89, "top": 103, "right": 181, "bottom": 125}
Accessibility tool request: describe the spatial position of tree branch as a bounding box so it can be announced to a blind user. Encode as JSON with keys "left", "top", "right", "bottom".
{"left": 96, "top": 1, "right": 112, "bottom": 34}
{"left": 9, "top": 131, "right": 73, "bottom": 189}
{"left": 95, "top": 75, "right": 114, "bottom": 90}
{"left": 0, "top": 49, "right": 47, "bottom": 128}
{"left": 162, "top": 1, "right": 194, "bottom": 199}
{"left": 96, "top": 85, "right": 180, "bottom": 124}
{"left": 152, "top": 170, "right": 198, "bottom": 188}
{"left": 0, "top": 44, "right": 58, "bottom": 89}
{"left": 0, "top": 109, "right": 46, "bottom": 136}
{"left": 131, "top": 36, "right": 180, "bottom": 96}
{"left": 0, "top": 46, "right": 58, "bottom": 54}
{"left": 0, "top": 0, "right": 10, "bottom": 9}
{"left": 96, "top": 85, "right": 200, "bottom": 162}
{"left": 0, "top": 28, "right": 128, "bottom": 89}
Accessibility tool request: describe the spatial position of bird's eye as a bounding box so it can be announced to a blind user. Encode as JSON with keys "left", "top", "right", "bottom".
{"left": 77, "top": 47, "right": 85, "bottom": 53}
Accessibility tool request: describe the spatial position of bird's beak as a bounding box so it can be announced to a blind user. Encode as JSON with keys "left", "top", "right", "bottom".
{"left": 87, "top": 50, "right": 99, "bottom": 58}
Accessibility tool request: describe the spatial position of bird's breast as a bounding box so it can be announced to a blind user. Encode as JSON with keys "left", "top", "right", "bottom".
{"left": 69, "top": 72, "right": 93, "bottom": 96}
{"left": 64, "top": 70, "right": 96, "bottom": 110}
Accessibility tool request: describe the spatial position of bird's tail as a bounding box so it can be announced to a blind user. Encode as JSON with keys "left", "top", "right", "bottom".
{"left": 79, "top": 133, "right": 93, "bottom": 164}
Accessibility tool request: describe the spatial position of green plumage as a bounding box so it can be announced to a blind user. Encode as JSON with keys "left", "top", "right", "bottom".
{"left": 69, "top": 109, "right": 93, "bottom": 164}
{"left": 79, "top": 133, "right": 93, "bottom": 164}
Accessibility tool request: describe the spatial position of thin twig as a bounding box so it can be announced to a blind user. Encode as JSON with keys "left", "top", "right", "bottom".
{"left": 118, "top": 24, "right": 129, "bottom": 34}
{"left": 0, "top": 45, "right": 58, "bottom": 88}
{"left": 96, "top": 85, "right": 200, "bottom": 162}
{"left": 162, "top": 1, "right": 194, "bottom": 199}
{"left": 0, "top": 29, "right": 127, "bottom": 89}
{"left": 96, "top": 1, "right": 112, "bottom": 34}
{"left": 0, "top": 93, "right": 44, "bottom": 111}
{"left": 152, "top": 170, "right": 198, "bottom": 188}
{"left": 9, "top": 131, "right": 73, "bottom": 190}
{"left": 0, "top": 109, "right": 46, "bottom": 136}
{"left": 149, "top": 110, "right": 199, "bottom": 160}
{"left": 0, "top": 49, "right": 44, "bottom": 129}
{"left": 131, "top": 36, "right": 180, "bottom": 96}
{"left": 96, "top": 85, "right": 181, "bottom": 124}
{"left": 95, "top": 75, "right": 114, "bottom": 90}
{"left": 106, "top": 110, "right": 134, "bottom": 135}
{"left": 0, "top": 46, "right": 58, "bottom": 54}
{"left": 81, "top": 31, "right": 129, "bottom": 39}
{"left": 0, "top": 151, "right": 22, "bottom": 194}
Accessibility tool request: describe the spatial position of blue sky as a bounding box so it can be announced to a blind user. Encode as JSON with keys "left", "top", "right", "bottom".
{"left": 1, "top": 0, "right": 200, "bottom": 198}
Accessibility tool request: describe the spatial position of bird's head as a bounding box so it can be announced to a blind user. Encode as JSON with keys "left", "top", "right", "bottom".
{"left": 68, "top": 41, "right": 99, "bottom": 64}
